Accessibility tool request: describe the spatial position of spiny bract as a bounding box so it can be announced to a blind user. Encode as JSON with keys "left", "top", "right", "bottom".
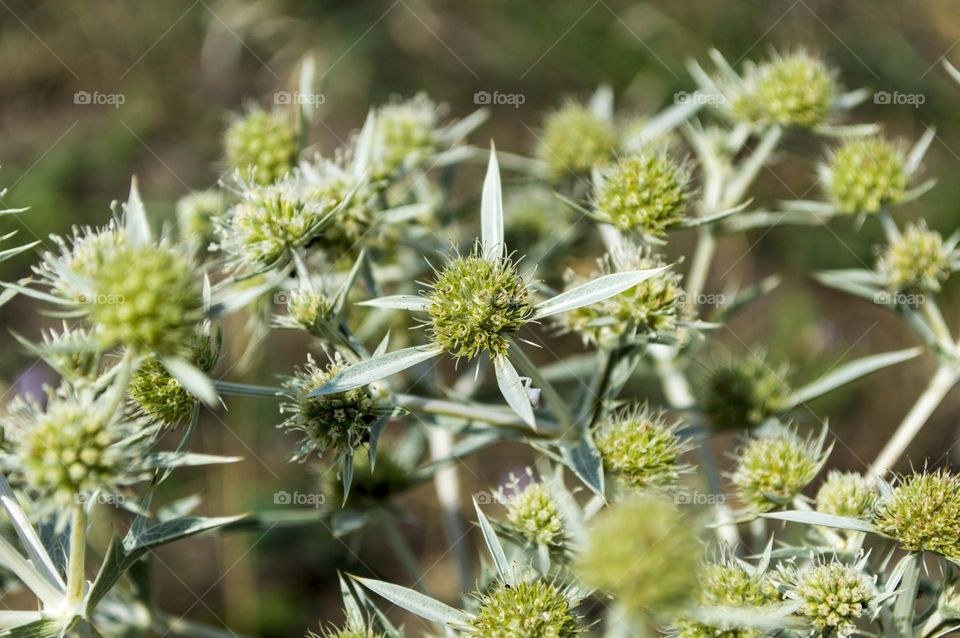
{"left": 593, "top": 154, "right": 689, "bottom": 237}
{"left": 815, "top": 470, "right": 878, "bottom": 519}
{"left": 505, "top": 481, "right": 565, "bottom": 546}
{"left": 426, "top": 250, "right": 534, "bottom": 360}
{"left": 731, "top": 427, "right": 826, "bottom": 512}
{"left": 594, "top": 404, "right": 690, "bottom": 490}
{"left": 793, "top": 562, "right": 875, "bottom": 637}
{"left": 873, "top": 469, "right": 960, "bottom": 559}
{"left": 828, "top": 137, "right": 907, "bottom": 214}
{"left": 537, "top": 101, "right": 615, "bottom": 179}
{"left": 468, "top": 580, "right": 582, "bottom": 638}
{"left": 879, "top": 222, "right": 955, "bottom": 293}
{"left": 224, "top": 109, "right": 298, "bottom": 185}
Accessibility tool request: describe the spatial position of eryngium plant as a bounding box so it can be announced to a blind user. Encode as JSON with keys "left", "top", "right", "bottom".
{"left": 0, "top": 42, "right": 959, "bottom": 638}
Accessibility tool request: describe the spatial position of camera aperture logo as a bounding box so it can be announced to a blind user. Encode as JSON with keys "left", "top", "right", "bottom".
{"left": 474, "top": 90, "right": 526, "bottom": 109}
{"left": 274, "top": 490, "right": 325, "bottom": 508}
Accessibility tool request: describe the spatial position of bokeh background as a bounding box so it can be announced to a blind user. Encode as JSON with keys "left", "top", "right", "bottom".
{"left": 2, "top": 1, "right": 960, "bottom": 635}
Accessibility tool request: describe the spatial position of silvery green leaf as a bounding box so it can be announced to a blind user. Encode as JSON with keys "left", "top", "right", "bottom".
{"left": 494, "top": 355, "right": 535, "bottom": 428}
{"left": 440, "top": 108, "right": 489, "bottom": 145}
{"left": 0, "top": 282, "right": 73, "bottom": 307}
{"left": 161, "top": 357, "right": 218, "bottom": 407}
{"left": 834, "top": 87, "right": 871, "bottom": 109}
{"left": 905, "top": 127, "right": 935, "bottom": 176}
{"left": 813, "top": 269, "right": 884, "bottom": 303}
{"left": 893, "top": 553, "right": 922, "bottom": 634}
{"left": 308, "top": 346, "right": 442, "bottom": 397}
{"left": 352, "top": 109, "right": 376, "bottom": 178}
{"left": 0, "top": 240, "right": 38, "bottom": 264}
{"left": 901, "top": 177, "right": 936, "bottom": 204}
{"left": 353, "top": 576, "right": 471, "bottom": 627}
{"left": 0, "top": 612, "right": 43, "bottom": 631}
{"left": 473, "top": 499, "right": 513, "bottom": 584}
{"left": 339, "top": 574, "right": 367, "bottom": 632}
{"left": 589, "top": 84, "right": 614, "bottom": 121}
{"left": 357, "top": 295, "right": 429, "bottom": 312}
{"left": 378, "top": 202, "right": 431, "bottom": 225}
{"left": 297, "top": 54, "right": 317, "bottom": 128}
{"left": 124, "top": 176, "right": 152, "bottom": 246}
{"left": 725, "top": 125, "right": 783, "bottom": 204}
{"left": 673, "top": 199, "right": 752, "bottom": 229}
{"left": 145, "top": 452, "right": 242, "bottom": 468}
{"left": 782, "top": 347, "right": 922, "bottom": 409}
{"left": 0, "top": 535, "right": 63, "bottom": 608}
{"left": 0, "top": 618, "right": 62, "bottom": 637}
{"left": 816, "top": 122, "right": 881, "bottom": 138}
{"left": 0, "top": 474, "right": 64, "bottom": 593}
{"left": 341, "top": 453, "right": 354, "bottom": 506}
{"left": 125, "top": 514, "right": 245, "bottom": 552}
{"left": 761, "top": 510, "right": 877, "bottom": 534}
{"left": 562, "top": 435, "right": 604, "bottom": 498}
{"left": 213, "top": 380, "right": 282, "bottom": 397}
{"left": 534, "top": 268, "right": 669, "bottom": 319}
{"left": 692, "top": 602, "right": 806, "bottom": 632}
{"left": 333, "top": 248, "right": 367, "bottom": 319}
{"left": 627, "top": 98, "right": 702, "bottom": 148}
{"left": 367, "top": 413, "right": 393, "bottom": 469}
{"left": 723, "top": 208, "right": 834, "bottom": 232}
{"left": 480, "top": 145, "right": 504, "bottom": 261}
{"left": 0, "top": 207, "right": 29, "bottom": 216}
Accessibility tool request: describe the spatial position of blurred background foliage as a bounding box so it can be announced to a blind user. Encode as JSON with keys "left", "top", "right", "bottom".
{"left": 2, "top": 0, "right": 960, "bottom": 635}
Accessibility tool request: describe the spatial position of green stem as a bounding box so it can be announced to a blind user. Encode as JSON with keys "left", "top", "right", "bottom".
{"left": 66, "top": 504, "right": 86, "bottom": 609}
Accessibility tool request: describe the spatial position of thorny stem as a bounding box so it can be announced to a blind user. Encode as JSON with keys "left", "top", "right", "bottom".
{"left": 66, "top": 504, "right": 86, "bottom": 609}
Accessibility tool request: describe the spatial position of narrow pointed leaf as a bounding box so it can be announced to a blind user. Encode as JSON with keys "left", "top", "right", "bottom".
{"left": 473, "top": 499, "right": 513, "bottom": 583}
{"left": 761, "top": 510, "right": 876, "bottom": 534}
{"left": 0, "top": 474, "right": 64, "bottom": 592}
{"left": 562, "top": 435, "right": 605, "bottom": 497}
{"left": 494, "top": 355, "right": 535, "bottom": 428}
{"left": 534, "top": 268, "right": 668, "bottom": 319}
{"left": 357, "top": 295, "right": 429, "bottom": 312}
{"left": 308, "top": 346, "right": 442, "bottom": 397}
{"left": 480, "top": 145, "right": 504, "bottom": 261}
{"left": 161, "top": 357, "right": 218, "bottom": 407}
{"left": 124, "top": 176, "right": 152, "bottom": 246}
{"left": 906, "top": 127, "right": 935, "bottom": 176}
{"left": 353, "top": 576, "right": 470, "bottom": 626}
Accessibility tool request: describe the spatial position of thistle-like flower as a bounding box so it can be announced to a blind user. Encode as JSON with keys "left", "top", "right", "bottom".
{"left": 559, "top": 246, "right": 683, "bottom": 346}
{"left": 731, "top": 51, "right": 837, "bottom": 128}
{"left": 311, "top": 149, "right": 667, "bottom": 429}
{"left": 469, "top": 579, "right": 582, "bottom": 638}
{"left": 815, "top": 470, "right": 878, "bottom": 519}
{"left": 504, "top": 479, "right": 565, "bottom": 546}
{"left": 176, "top": 190, "right": 224, "bottom": 245}
{"left": 370, "top": 93, "right": 441, "bottom": 178}
{"left": 878, "top": 222, "right": 958, "bottom": 293}
{"left": 129, "top": 334, "right": 219, "bottom": 427}
{"left": 731, "top": 424, "right": 830, "bottom": 512}
{"left": 577, "top": 496, "right": 701, "bottom": 614}
{"left": 594, "top": 404, "right": 691, "bottom": 490}
{"left": 592, "top": 154, "right": 690, "bottom": 238}
{"left": 301, "top": 151, "right": 383, "bottom": 254}
{"left": 701, "top": 354, "right": 790, "bottom": 430}
{"left": 279, "top": 354, "right": 390, "bottom": 461}
{"left": 826, "top": 137, "right": 907, "bottom": 214}
{"left": 275, "top": 288, "right": 335, "bottom": 335}
{"left": 537, "top": 100, "right": 615, "bottom": 179}
{"left": 789, "top": 561, "right": 877, "bottom": 637}
{"left": 224, "top": 109, "right": 298, "bottom": 185}
{"left": 873, "top": 469, "right": 960, "bottom": 559}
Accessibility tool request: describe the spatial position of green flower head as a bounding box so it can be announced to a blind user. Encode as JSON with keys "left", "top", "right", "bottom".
{"left": 176, "top": 190, "right": 224, "bottom": 245}
{"left": 276, "top": 289, "right": 335, "bottom": 336}
{"left": 731, "top": 425, "right": 829, "bottom": 512}
{"left": 280, "top": 354, "right": 389, "bottom": 461}
{"left": 734, "top": 51, "right": 837, "bottom": 127}
{"left": 595, "top": 404, "right": 691, "bottom": 490}
{"left": 504, "top": 478, "right": 565, "bottom": 546}
{"left": 701, "top": 354, "right": 790, "bottom": 430}
{"left": 879, "top": 222, "right": 956, "bottom": 293}
{"left": 815, "top": 470, "right": 878, "bottom": 520}
{"left": 791, "top": 562, "right": 876, "bottom": 637}
{"left": 593, "top": 154, "right": 689, "bottom": 237}
{"left": 129, "top": 335, "right": 218, "bottom": 427}
{"left": 425, "top": 247, "right": 535, "bottom": 360}
{"left": 578, "top": 496, "right": 701, "bottom": 615}
{"left": 828, "top": 137, "right": 907, "bottom": 214}
{"left": 874, "top": 469, "right": 960, "bottom": 559}
{"left": 469, "top": 580, "right": 582, "bottom": 638}
{"left": 537, "top": 101, "right": 615, "bottom": 179}
{"left": 372, "top": 93, "right": 441, "bottom": 177}
{"left": 224, "top": 109, "right": 297, "bottom": 185}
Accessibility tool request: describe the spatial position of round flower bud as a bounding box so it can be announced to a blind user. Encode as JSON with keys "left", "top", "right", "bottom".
{"left": 701, "top": 355, "right": 790, "bottom": 430}
{"left": 279, "top": 354, "right": 388, "bottom": 461}
{"left": 276, "top": 289, "right": 335, "bottom": 335}
{"left": 129, "top": 335, "right": 218, "bottom": 427}
{"left": 372, "top": 94, "right": 440, "bottom": 177}
{"left": 224, "top": 110, "right": 297, "bottom": 185}
{"left": 537, "top": 102, "right": 615, "bottom": 179}
{"left": 594, "top": 405, "right": 690, "bottom": 490}
{"left": 426, "top": 249, "right": 534, "bottom": 360}
{"left": 560, "top": 248, "right": 682, "bottom": 346}
{"left": 505, "top": 481, "right": 565, "bottom": 546}
{"left": 731, "top": 426, "right": 827, "bottom": 512}
{"left": 734, "top": 52, "right": 836, "bottom": 127}
{"left": 578, "top": 497, "right": 701, "bottom": 614}
{"left": 593, "top": 154, "right": 689, "bottom": 238}
{"left": 177, "top": 190, "right": 224, "bottom": 245}
{"left": 878, "top": 223, "right": 955, "bottom": 293}
{"left": 815, "top": 470, "right": 877, "bottom": 520}
{"left": 792, "top": 562, "right": 875, "bottom": 637}
{"left": 828, "top": 137, "right": 907, "bottom": 214}
{"left": 87, "top": 242, "right": 202, "bottom": 356}
{"left": 470, "top": 580, "right": 582, "bottom": 638}
{"left": 874, "top": 470, "right": 960, "bottom": 559}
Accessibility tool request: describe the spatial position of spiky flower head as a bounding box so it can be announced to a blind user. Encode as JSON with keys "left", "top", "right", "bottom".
{"left": 701, "top": 355, "right": 790, "bottom": 430}
{"left": 275, "top": 289, "right": 335, "bottom": 335}
{"left": 593, "top": 154, "right": 689, "bottom": 238}
{"left": 879, "top": 222, "right": 956, "bottom": 293}
{"left": 791, "top": 562, "right": 876, "bottom": 637}
{"left": 129, "top": 334, "right": 218, "bottom": 427}
{"left": 504, "top": 479, "right": 565, "bottom": 546}
{"left": 37, "top": 223, "right": 126, "bottom": 304}
{"left": 280, "top": 354, "right": 389, "bottom": 461}
{"left": 828, "top": 137, "right": 907, "bottom": 214}
{"left": 425, "top": 247, "right": 535, "bottom": 360}
{"left": 214, "top": 177, "right": 326, "bottom": 272}
{"left": 560, "top": 247, "right": 682, "bottom": 346}
{"left": 669, "top": 557, "right": 781, "bottom": 638}
{"left": 176, "top": 190, "right": 224, "bottom": 244}
{"left": 594, "top": 404, "right": 691, "bottom": 490}
{"left": 2, "top": 384, "right": 149, "bottom": 506}
{"left": 731, "top": 425, "right": 829, "bottom": 512}
{"left": 224, "top": 109, "right": 297, "bottom": 185}
{"left": 372, "top": 93, "right": 441, "bottom": 178}
{"left": 469, "top": 579, "right": 582, "bottom": 638}
{"left": 86, "top": 241, "right": 202, "bottom": 356}
{"left": 815, "top": 470, "right": 878, "bottom": 520}
{"left": 873, "top": 469, "right": 960, "bottom": 559}
{"left": 733, "top": 51, "right": 837, "bottom": 127}
{"left": 578, "top": 496, "right": 701, "bottom": 614}
{"left": 37, "top": 323, "right": 100, "bottom": 381}
{"left": 537, "top": 101, "right": 615, "bottom": 179}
